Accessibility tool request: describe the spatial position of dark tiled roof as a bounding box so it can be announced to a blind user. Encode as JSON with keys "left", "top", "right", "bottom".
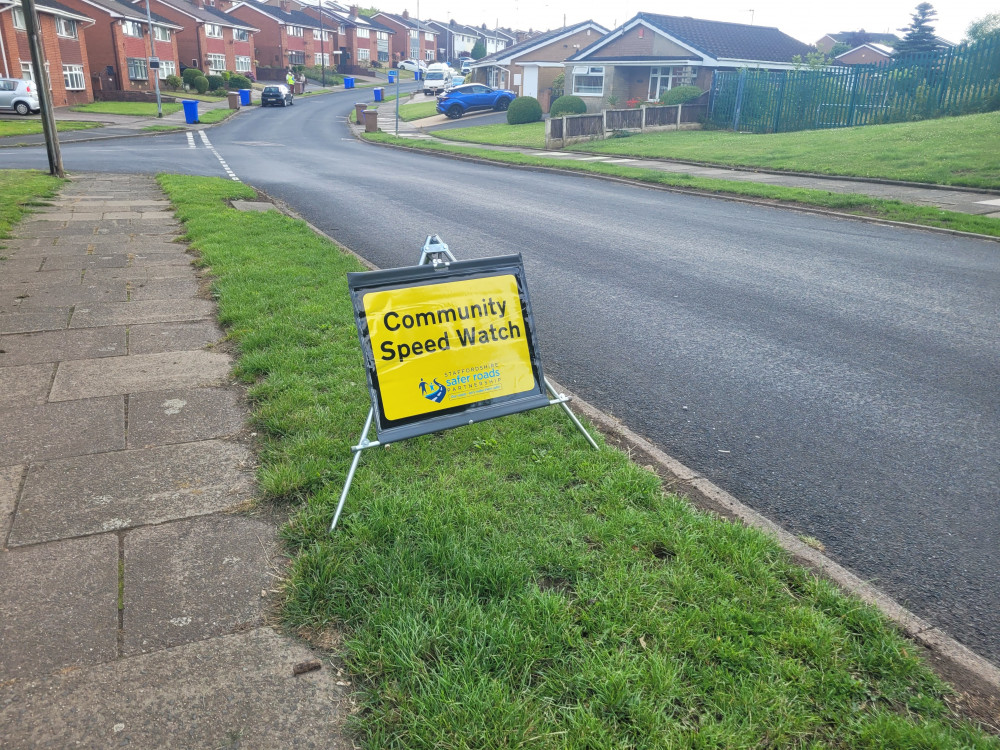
{"left": 476, "top": 20, "right": 607, "bottom": 64}
{"left": 149, "top": 0, "right": 257, "bottom": 29}
{"left": 238, "top": 0, "right": 318, "bottom": 28}
{"left": 72, "top": 0, "right": 179, "bottom": 26}
{"left": 31, "top": 0, "right": 94, "bottom": 20}
{"left": 636, "top": 13, "right": 812, "bottom": 63}
{"left": 825, "top": 30, "right": 900, "bottom": 47}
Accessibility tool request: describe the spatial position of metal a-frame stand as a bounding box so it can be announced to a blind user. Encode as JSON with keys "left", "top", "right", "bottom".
{"left": 330, "top": 235, "right": 599, "bottom": 532}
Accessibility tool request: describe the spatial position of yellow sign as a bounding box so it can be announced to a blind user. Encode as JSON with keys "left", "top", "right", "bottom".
{"left": 363, "top": 274, "right": 536, "bottom": 420}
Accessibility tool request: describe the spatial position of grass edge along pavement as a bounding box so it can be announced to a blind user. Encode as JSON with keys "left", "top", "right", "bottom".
{"left": 0, "top": 170, "right": 63, "bottom": 243}
{"left": 147, "top": 172, "right": 999, "bottom": 748}
{"left": 364, "top": 132, "right": 1000, "bottom": 239}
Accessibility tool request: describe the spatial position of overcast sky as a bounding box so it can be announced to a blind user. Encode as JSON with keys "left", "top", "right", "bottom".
{"left": 372, "top": 0, "right": 994, "bottom": 47}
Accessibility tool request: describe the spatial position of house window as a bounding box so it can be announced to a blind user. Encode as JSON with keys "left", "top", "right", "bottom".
{"left": 287, "top": 25, "right": 303, "bottom": 37}
{"left": 424, "top": 31, "right": 432, "bottom": 41}
{"left": 424, "top": 49, "right": 433, "bottom": 61}
{"left": 56, "top": 18, "right": 78, "bottom": 38}
{"left": 236, "top": 55, "right": 252, "bottom": 72}
{"left": 356, "top": 27, "right": 369, "bottom": 38}
{"left": 206, "top": 53, "right": 226, "bottom": 72}
{"left": 205, "top": 23, "right": 222, "bottom": 38}
{"left": 127, "top": 57, "right": 148, "bottom": 80}
{"left": 648, "top": 65, "right": 696, "bottom": 100}
{"left": 158, "top": 60, "right": 177, "bottom": 79}
{"left": 338, "top": 24, "right": 345, "bottom": 35}
{"left": 572, "top": 65, "right": 604, "bottom": 96}
{"left": 122, "top": 20, "right": 144, "bottom": 37}
{"left": 12, "top": 7, "right": 25, "bottom": 29}
{"left": 357, "top": 47, "right": 370, "bottom": 62}
{"left": 62, "top": 64, "right": 85, "bottom": 90}
{"left": 235, "top": 28, "right": 249, "bottom": 41}
{"left": 288, "top": 50, "right": 305, "bottom": 65}
{"left": 20, "top": 61, "right": 33, "bottom": 80}
{"left": 153, "top": 25, "right": 171, "bottom": 42}
{"left": 378, "top": 50, "right": 388, "bottom": 62}
{"left": 314, "top": 52, "right": 330, "bottom": 66}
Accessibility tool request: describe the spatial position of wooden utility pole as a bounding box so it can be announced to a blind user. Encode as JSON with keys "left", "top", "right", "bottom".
{"left": 22, "top": 0, "right": 64, "bottom": 177}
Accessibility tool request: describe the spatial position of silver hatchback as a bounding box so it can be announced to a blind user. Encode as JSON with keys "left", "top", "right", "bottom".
{"left": 0, "top": 78, "right": 41, "bottom": 115}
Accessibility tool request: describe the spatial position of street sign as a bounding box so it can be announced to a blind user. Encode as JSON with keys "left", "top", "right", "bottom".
{"left": 347, "top": 254, "right": 549, "bottom": 444}
{"left": 148, "top": 57, "right": 160, "bottom": 69}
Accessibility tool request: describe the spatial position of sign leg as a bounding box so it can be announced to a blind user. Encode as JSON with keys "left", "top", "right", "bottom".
{"left": 545, "top": 377, "right": 600, "bottom": 451}
{"left": 330, "top": 407, "right": 376, "bottom": 532}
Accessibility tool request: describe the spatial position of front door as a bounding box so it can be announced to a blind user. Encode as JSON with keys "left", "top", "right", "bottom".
{"left": 522, "top": 65, "right": 538, "bottom": 98}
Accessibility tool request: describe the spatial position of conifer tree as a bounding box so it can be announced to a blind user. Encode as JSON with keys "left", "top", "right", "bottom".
{"left": 895, "top": 3, "right": 939, "bottom": 55}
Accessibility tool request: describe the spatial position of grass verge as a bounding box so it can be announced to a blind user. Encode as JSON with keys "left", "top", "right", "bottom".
{"left": 69, "top": 101, "right": 183, "bottom": 117}
{"left": 0, "top": 169, "right": 63, "bottom": 241}
{"left": 197, "top": 108, "right": 236, "bottom": 124}
{"left": 157, "top": 172, "right": 999, "bottom": 749}
{"left": 142, "top": 125, "right": 186, "bottom": 132}
{"left": 365, "top": 132, "right": 1000, "bottom": 238}
{"left": 0, "top": 120, "right": 102, "bottom": 137}
{"left": 433, "top": 120, "right": 546, "bottom": 149}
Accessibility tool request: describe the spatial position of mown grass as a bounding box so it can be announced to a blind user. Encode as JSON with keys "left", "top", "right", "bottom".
{"left": 157, "top": 172, "right": 999, "bottom": 749}
{"left": 397, "top": 100, "right": 438, "bottom": 121}
{"left": 0, "top": 169, "right": 63, "bottom": 240}
{"left": 434, "top": 121, "right": 546, "bottom": 149}
{"left": 142, "top": 125, "right": 186, "bottom": 132}
{"left": 0, "top": 120, "right": 102, "bottom": 137}
{"left": 197, "top": 108, "right": 236, "bottom": 124}
{"left": 69, "top": 101, "right": 183, "bottom": 116}
{"left": 365, "top": 132, "right": 1000, "bottom": 237}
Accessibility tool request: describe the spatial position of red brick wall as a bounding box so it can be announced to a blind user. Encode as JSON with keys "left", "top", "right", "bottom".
{"left": 0, "top": 12, "right": 93, "bottom": 106}
{"left": 230, "top": 6, "right": 281, "bottom": 67}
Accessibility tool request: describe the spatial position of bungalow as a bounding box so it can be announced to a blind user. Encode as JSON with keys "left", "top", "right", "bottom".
{"left": 226, "top": 0, "right": 321, "bottom": 72}
{"left": 834, "top": 42, "right": 894, "bottom": 66}
{"left": 371, "top": 9, "right": 435, "bottom": 66}
{"left": 136, "top": 0, "right": 258, "bottom": 79}
{"left": 0, "top": 0, "right": 96, "bottom": 105}
{"left": 816, "top": 30, "right": 899, "bottom": 56}
{"left": 57, "top": 0, "right": 182, "bottom": 94}
{"left": 565, "top": 12, "right": 813, "bottom": 111}
{"left": 470, "top": 20, "right": 608, "bottom": 106}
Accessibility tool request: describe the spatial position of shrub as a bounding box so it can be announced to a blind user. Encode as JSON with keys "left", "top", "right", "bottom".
{"left": 194, "top": 76, "right": 210, "bottom": 94}
{"left": 207, "top": 74, "right": 225, "bottom": 91}
{"left": 506, "top": 96, "right": 542, "bottom": 124}
{"left": 549, "top": 94, "right": 587, "bottom": 117}
{"left": 164, "top": 74, "right": 183, "bottom": 91}
{"left": 550, "top": 73, "right": 564, "bottom": 99}
{"left": 228, "top": 74, "right": 252, "bottom": 90}
{"left": 659, "top": 85, "right": 703, "bottom": 105}
{"left": 182, "top": 68, "right": 203, "bottom": 87}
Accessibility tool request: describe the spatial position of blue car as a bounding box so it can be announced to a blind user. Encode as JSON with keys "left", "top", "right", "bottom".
{"left": 436, "top": 84, "right": 516, "bottom": 119}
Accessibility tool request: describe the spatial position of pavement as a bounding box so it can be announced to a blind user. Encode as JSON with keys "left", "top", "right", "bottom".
{"left": 0, "top": 173, "right": 353, "bottom": 747}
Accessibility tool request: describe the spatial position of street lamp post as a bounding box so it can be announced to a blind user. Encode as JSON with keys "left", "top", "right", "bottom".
{"left": 143, "top": 0, "right": 163, "bottom": 117}
{"left": 319, "top": 0, "right": 325, "bottom": 86}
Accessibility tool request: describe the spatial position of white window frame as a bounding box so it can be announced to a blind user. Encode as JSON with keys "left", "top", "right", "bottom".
{"left": 424, "top": 31, "right": 433, "bottom": 41}
{"left": 153, "top": 25, "right": 171, "bottom": 42}
{"left": 13, "top": 7, "right": 25, "bottom": 29}
{"left": 234, "top": 28, "right": 249, "bottom": 41}
{"left": 205, "top": 23, "right": 222, "bottom": 38}
{"left": 648, "top": 65, "right": 696, "bottom": 100}
{"left": 62, "top": 63, "right": 85, "bottom": 90}
{"left": 356, "top": 27, "right": 369, "bottom": 39}
{"left": 572, "top": 65, "right": 604, "bottom": 96}
{"left": 338, "top": 24, "right": 345, "bottom": 35}
{"left": 158, "top": 59, "right": 176, "bottom": 79}
{"left": 287, "top": 25, "right": 303, "bottom": 37}
{"left": 206, "top": 53, "right": 226, "bottom": 73}
{"left": 126, "top": 57, "right": 148, "bottom": 80}
{"left": 56, "top": 17, "right": 78, "bottom": 38}
{"left": 122, "top": 19, "right": 144, "bottom": 37}
{"left": 357, "top": 47, "right": 370, "bottom": 62}
{"left": 20, "top": 61, "right": 34, "bottom": 80}
{"left": 235, "top": 55, "right": 252, "bottom": 72}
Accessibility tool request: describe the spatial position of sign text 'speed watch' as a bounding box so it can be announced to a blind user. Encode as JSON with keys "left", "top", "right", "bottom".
{"left": 362, "top": 275, "right": 536, "bottom": 421}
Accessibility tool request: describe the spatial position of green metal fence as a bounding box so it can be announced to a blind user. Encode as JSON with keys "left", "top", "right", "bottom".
{"left": 708, "top": 37, "right": 1000, "bottom": 133}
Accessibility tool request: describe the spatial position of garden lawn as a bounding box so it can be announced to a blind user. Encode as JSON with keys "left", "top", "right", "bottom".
{"left": 0, "top": 170, "right": 63, "bottom": 240}
{"left": 397, "top": 100, "right": 438, "bottom": 121}
{"left": 433, "top": 121, "right": 546, "bottom": 149}
{"left": 69, "top": 101, "right": 182, "bottom": 117}
{"left": 155, "top": 172, "right": 1000, "bottom": 750}
{"left": 0, "top": 120, "right": 101, "bottom": 137}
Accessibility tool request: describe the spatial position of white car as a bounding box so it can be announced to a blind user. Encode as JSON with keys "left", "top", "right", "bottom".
{"left": 421, "top": 69, "right": 454, "bottom": 95}
{"left": 397, "top": 59, "right": 426, "bottom": 72}
{"left": 0, "top": 77, "right": 40, "bottom": 115}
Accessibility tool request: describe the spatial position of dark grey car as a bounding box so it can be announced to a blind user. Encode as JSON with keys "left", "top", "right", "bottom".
{"left": 261, "top": 84, "right": 293, "bottom": 107}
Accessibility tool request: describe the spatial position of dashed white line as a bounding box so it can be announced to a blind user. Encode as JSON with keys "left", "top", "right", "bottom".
{"left": 186, "top": 132, "right": 196, "bottom": 149}
{"left": 198, "top": 131, "right": 240, "bottom": 182}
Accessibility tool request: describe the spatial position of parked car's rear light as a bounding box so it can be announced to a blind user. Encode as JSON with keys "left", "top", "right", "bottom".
{"left": 26, "top": 85, "right": 32, "bottom": 93}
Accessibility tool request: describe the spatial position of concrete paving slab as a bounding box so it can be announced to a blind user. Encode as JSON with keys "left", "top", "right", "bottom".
{"left": 127, "top": 387, "right": 245, "bottom": 448}
{"left": 85, "top": 264, "right": 194, "bottom": 281}
{"left": 128, "top": 251, "right": 196, "bottom": 266}
{"left": 0, "top": 628, "right": 352, "bottom": 749}
{"left": 0, "top": 464, "right": 21, "bottom": 540}
{"left": 12, "top": 282, "right": 127, "bottom": 308}
{"left": 0, "top": 396, "right": 125, "bottom": 464}
{"left": 68, "top": 299, "right": 216, "bottom": 328}
{"left": 127, "top": 277, "right": 200, "bottom": 301}
{"left": 0, "top": 534, "right": 119, "bottom": 681}
{"left": 49, "top": 349, "right": 231, "bottom": 401}
{"left": 128, "top": 320, "right": 225, "bottom": 354}
{"left": 123, "top": 515, "right": 276, "bottom": 655}
{"left": 0, "top": 363, "right": 54, "bottom": 408}
{"left": 0, "top": 308, "right": 71, "bottom": 334}
{"left": 0, "top": 258, "right": 44, "bottom": 274}
{"left": 4, "top": 242, "right": 104, "bottom": 257}
{"left": 8, "top": 440, "right": 254, "bottom": 545}
{"left": 0, "top": 270, "right": 82, "bottom": 288}
{"left": 0, "top": 326, "right": 126, "bottom": 366}
{"left": 40, "top": 254, "right": 128, "bottom": 271}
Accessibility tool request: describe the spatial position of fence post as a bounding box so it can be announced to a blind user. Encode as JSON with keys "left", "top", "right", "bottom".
{"left": 677, "top": 103, "right": 682, "bottom": 128}
{"left": 640, "top": 105, "right": 647, "bottom": 131}
{"left": 545, "top": 117, "right": 552, "bottom": 149}
{"left": 732, "top": 68, "right": 747, "bottom": 131}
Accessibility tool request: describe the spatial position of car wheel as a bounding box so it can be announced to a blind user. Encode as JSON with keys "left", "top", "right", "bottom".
{"left": 14, "top": 101, "right": 30, "bottom": 116}
{"left": 446, "top": 104, "right": 463, "bottom": 119}
{"left": 494, "top": 98, "right": 510, "bottom": 111}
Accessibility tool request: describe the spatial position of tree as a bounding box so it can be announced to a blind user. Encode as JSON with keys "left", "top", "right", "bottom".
{"left": 470, "top": 39, "right": 486, "bottom": 60}
{"left": 895, "top": 3, "right": 939, "bottom": 55}
{"left": 356, "top": 6, "right": 379, "bottom": 16}
{"left": 965, "top": 12, "right": 1000, "bottom": 43}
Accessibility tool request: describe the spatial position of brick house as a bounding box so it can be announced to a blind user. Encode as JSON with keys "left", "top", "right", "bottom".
{"left": 834, "top": 42, "right": 894, "bottom": 66}
{"left": 57, "top": 0, "right": 181, "bottom": 93}
{"left": 372, "top": 9, "right": 435, "bottom": 66}
{"left": 470, "top": 20, "right": 608, "bottom": 100}
{"left": 137, "top": 0, "right": 257, "bottom": 78}
{"left": 303, "top": 4, "right": 394, "bottom": 71}
{"left": 1, "top": 0, "right": 95, "bottom": 105}
{"left": 225, "top": 0, "right": 321, "bottom": 73}
{"left": 426, "top": 19, "right": 480, "bottom": 63}
{"left": 565, "top": 13, "right": 813, "bottom": 112}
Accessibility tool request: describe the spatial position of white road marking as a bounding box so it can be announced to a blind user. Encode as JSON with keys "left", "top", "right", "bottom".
{"left": 186, "top": 132, "right": 196, "bottom": 149}
{"left": 198, "top": 131, "right": 240, "bottom": 182}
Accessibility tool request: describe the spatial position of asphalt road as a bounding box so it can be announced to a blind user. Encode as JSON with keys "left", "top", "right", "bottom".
{"left": 4, "top": 90, "right": 999, "bottom": 665}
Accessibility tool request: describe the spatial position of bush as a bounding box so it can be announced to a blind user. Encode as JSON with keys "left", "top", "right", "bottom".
{"left": 228, "top": 74, "right": 252, "bottom": 90}
{"left": 164, "top": 74, "right": 182, "bottom": 91}
{"left": 550, "top": 73, "right": 564, "bottom": 99}
{"left": 182, "top": 68, "right": 203, "bottom": 87}
{"left": 506, "top": 96, "right": 542, "bottom": 124}
{"left": 549, "top": 94, "right": 587, "bottom": 117}
{"left": 658, "top": 85, "right": 703, "bottom": 105}
{"left": 194, "top": 75, "right": 209, "bottom": 94}
{"left": 207, "top": 74, "right": 225, "bottom": 91}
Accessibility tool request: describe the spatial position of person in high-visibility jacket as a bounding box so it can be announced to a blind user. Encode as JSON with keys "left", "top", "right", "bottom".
{"left": 286, "top": 71, "right": 295, "bottom": 89}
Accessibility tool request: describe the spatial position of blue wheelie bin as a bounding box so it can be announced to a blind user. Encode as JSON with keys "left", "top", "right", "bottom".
{"left": 239, "top": 88, "right": 251, "bottom": 106}
{"left": 344, "top": 76, "right": 355, "bottom": 89}
{"left": 374, "top": 87, "right": 383, "bottom": 102}
{"left": 181, "top": 99, "right": 199, "bottom": 124}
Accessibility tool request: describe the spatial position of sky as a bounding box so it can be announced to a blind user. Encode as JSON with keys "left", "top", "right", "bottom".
{"left": 370, "top": 0, "right": 996, "bottom": 46}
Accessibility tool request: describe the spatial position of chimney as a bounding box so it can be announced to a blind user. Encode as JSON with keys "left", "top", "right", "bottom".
{"left": 349, "top": 5, "right": 357, "bottom": 17}
{"left": 278, "top": 0, "right": 289, "bottom": 11}
{"left": 401, "top": 9, "right": 409, "bottom": 19}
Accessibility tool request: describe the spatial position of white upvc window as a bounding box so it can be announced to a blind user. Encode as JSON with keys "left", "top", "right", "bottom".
{"left": 122, "top": 19, "right": 144, "bottom": 37}
{"left": 572, "top": 65, "right": 604, "bottom": 96}
{"left": 338, "top": 24, "right": 345, "bottom": 35}
{"left": 20, "top": 61, "right": 33, "bottom": 80}
{"left": 207, "top": 53, "right": 226, "bottom": 72}
{"left": 13, "top": 7, "right": 25, "bottom": 29}
{"left": 62, "top": 64, "right": 85, "bottom": 90}
{"left": 313, "top": 28, "right": 321, "bottom": 40}
{"left": 357, "top": 47, "right": 369, "bottom": 61}
{"left": 356, "top": 27, "right": 369, "bottom": 38}
{"left": 158, "top": 59, "right": 177, "bottom": 79}
{"left": 235, "top": 55, "right": 252, "bottom": 72}
{"left": 205, "top": 23, "right": 222, "bottom": 38}
{"left": 648, "top": 65, "right": 696, "bottom": 100}
{"left": 314, "top": 52, "right": 330, "bottom": 66}
{"left": 56, "top": 17, "right": 78, "bottom": 38}
{"left": 287, "top": 25, "right": 303, "bottom": 37}
{"left": 235, "top": 28, "right": 249, "bottom": 41}
{"left": 153, "top": 25, "right": 171, "bottom": 42}
{"left": 424, "top": 31, "right": 432, "bottom": 41}
{"left": 126, "top": 57, "right": 148, "bottom": 80}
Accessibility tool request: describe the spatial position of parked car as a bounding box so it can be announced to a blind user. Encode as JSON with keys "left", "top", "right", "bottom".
{"left": 421, "top": 69, "right": 454, "bottom": 95}
{"left": 460, "top": 59, "right": 473, "bottom": 74}
{"left": 0, "top": 77, "right": 40, "bottom": 116}
{"left": 397, "top": 59, "right": 426, "bottom": 72}
{"left": 436, "top": 83, "right": 516, "bottom": 119}
{"left": 261, "top": 84, "right": 293, "bottom": 107}
{"left": 446, "top": 75, "right": 466, "bottom": 89}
